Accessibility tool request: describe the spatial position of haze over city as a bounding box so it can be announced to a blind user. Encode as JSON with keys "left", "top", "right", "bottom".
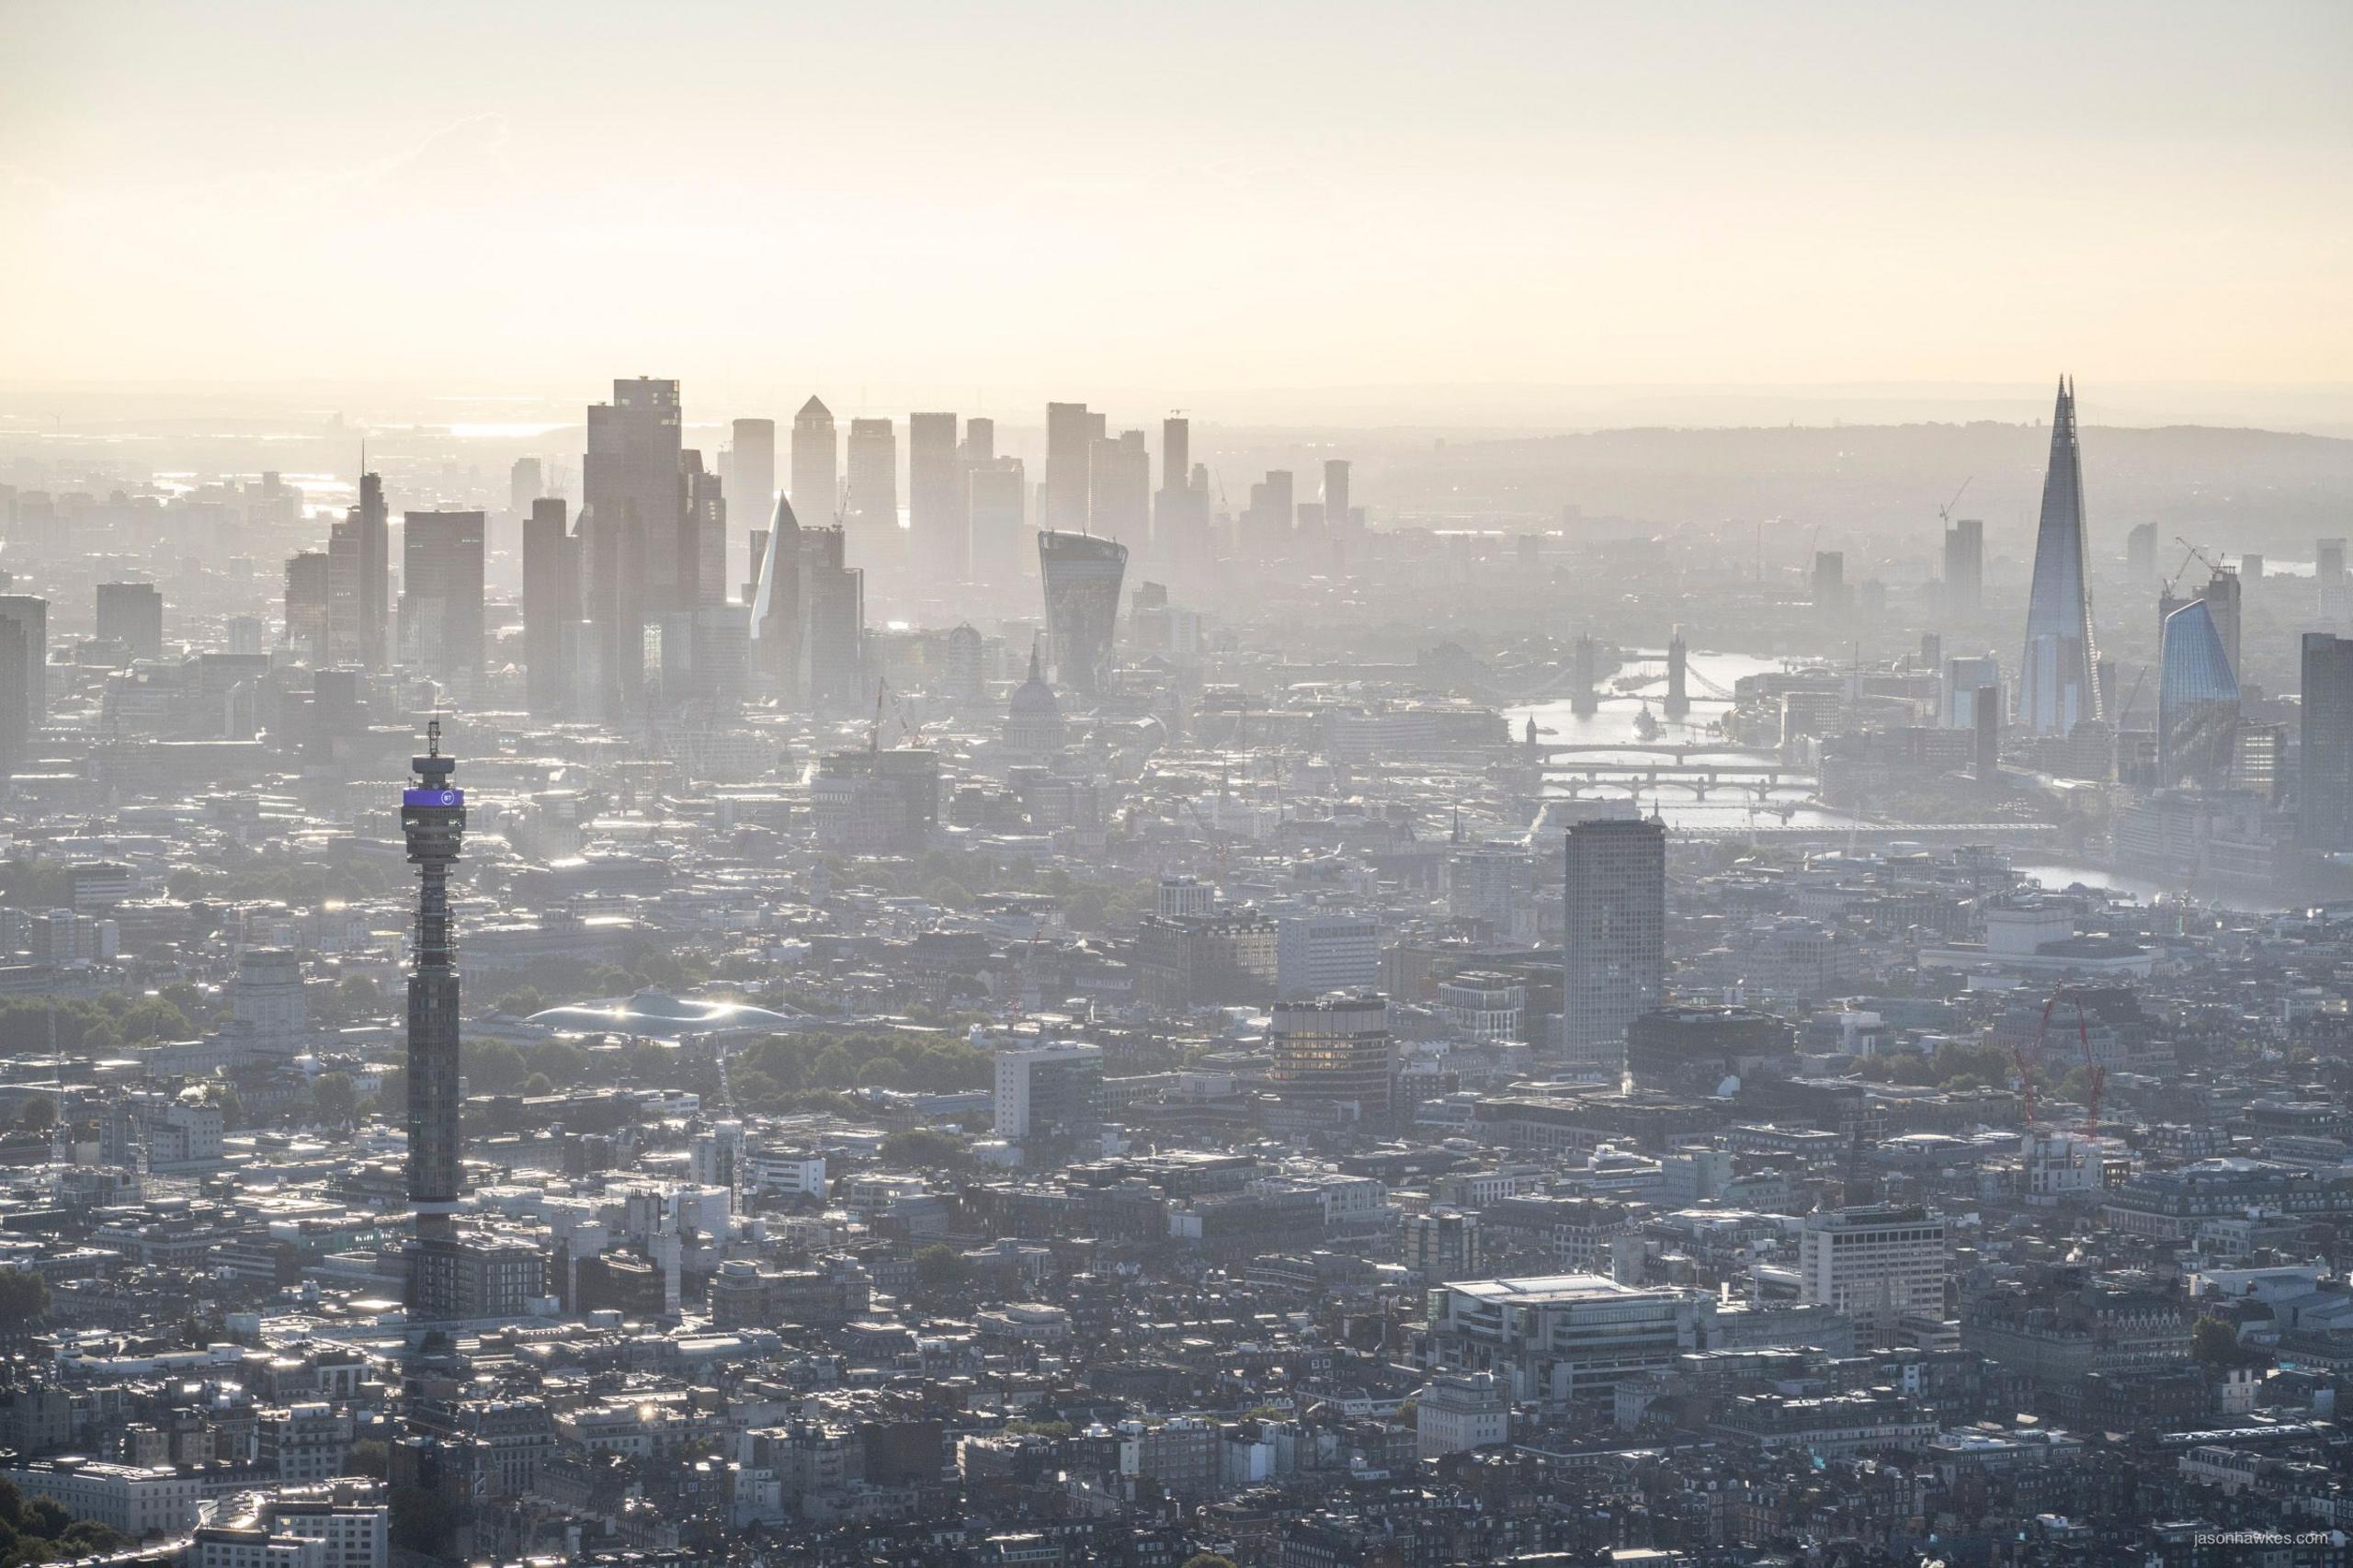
{"left": 0, "top": 6, "right": 2350, "bottom": 1568}
{"left": 5, "top": 1, "right": 2350, "bottom": 424}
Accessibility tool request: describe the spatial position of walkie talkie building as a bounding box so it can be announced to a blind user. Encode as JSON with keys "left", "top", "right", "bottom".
{"left": 1038, "top": 528, "right": 1127, "bottom": 697}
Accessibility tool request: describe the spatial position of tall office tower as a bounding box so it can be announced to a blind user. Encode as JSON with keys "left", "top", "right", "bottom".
{"left": 284, "top": 551, "right": 331, "bottom": 661}
{"left": 801, "top": 524, "right": 867, "bottom": 708}
{"left": 1039, "top": 529, "right": 1129, "bottom": 696}
{"left": 1045, "top": 402, "right": 1094, "bottom": 532}
{"left": 908, "top": 412, "right": 967, "bottom": 584}
{"left": 2157, "top": 599, "right": 2239, "bottom": 792}
{"left": 399, "top": 511, "right": 486, "bottom": 701}
{"left": 2300, "top": 633, "right": 2353, "bottom": 849}
{"left": 790, "top": 396, "right": 837, "bottom": 520}
{"left": 1800, "top": 1206, "right": 1947, "bottom": 1350}
{"left": 962, "top": 415, "right": 995, "bottom": 469}
{"left": 0, "top": 596, "right": 45, "bottom": 773}
{"left": 2320, "top": 539, "right": 2348, "bottom": 620}
{"left": 95, "top": 582, "right": 163, "bottom": 661}
{"left": 508, "top": 457, "right": 544, "bottom": 516}
{"left": 844, "top": 418, "right": 898, "bottom": 550}
{"left": 1811, "top": 551, "right": 1846, "bottom": 615}
{"left": 1562, "top": 816, "right": 1666, "bottom": 1074}
{"left": 2243, "top": 553, "right": 2266, "bottom": 582}
{"left": 401, "top": 724, "right": 466, "bottom": 1315}
{"left": 1247, "top": 470, "right": 1295, "bottom": 555}
{"left": 1942, "top": 654, "right": 2002, "bottom": 727}
{"left": 1973, "top": 680, "right": 2005, "bottom": 783}
{"left": 584, "top": 378, "right": 683, "bottom": 716}
{"left": 350, "top": 472, "right": 389, "bottom": 670}
{"left": 324, "top": 516, "right": 365, "bottom": 665}
{"left": 1154, "top": 418, "right": 1209, "bottom": 570}
{"left": 522, "top": 499, "right": 577, "bottom": 718}
{"left": 2019, "top": 378, "right": 2100, "bottom": 733}
{"left": 1321, "top": 459, "right": 1351, "bottom": 541}
{"left": 729, "top": 417, "right": 774, "bottom": 524}
{"left": 1088, "top": 429, "right": 1150, "bottom": 549}
{"left": 748, "top": 496, "right": 804, "bottom": 703}
{"left": 683, "top": 451, "right": 726, "bottom": 608}
{"left": 1157, "top": 415, "right": 1192, "bottom": 555}
{"left": 1268, "top": 992, "right": 1394, "bottom": 1122}
{"left": 1942, "top": 517, "right": 1984, "bottom": 617}
{"left": 993, "top": 1043, "right": 1104, "bottom": 1150}
{"left": 970, "top": 458, "right": 1028, "bottom": 585}
{"left": 2126, "top": 521, "right": 2158, "bottom": 588}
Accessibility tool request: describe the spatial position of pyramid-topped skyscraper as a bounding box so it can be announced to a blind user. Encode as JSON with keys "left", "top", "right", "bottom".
{"left": 2019, "top": 376, "right": 2100, "bottom": 733}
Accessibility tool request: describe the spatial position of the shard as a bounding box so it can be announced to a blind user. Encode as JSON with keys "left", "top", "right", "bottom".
{"left": 2019, "top": 376, "right": 2100, "bottom": 733}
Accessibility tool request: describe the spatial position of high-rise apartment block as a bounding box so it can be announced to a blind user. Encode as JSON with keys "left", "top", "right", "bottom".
{"left": 1562, "top": 817, "right": 1666, "bottom": 1073}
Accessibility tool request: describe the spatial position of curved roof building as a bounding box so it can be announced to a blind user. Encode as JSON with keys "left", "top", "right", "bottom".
{"left": 1038, "top": 528, "right": 1127, "bottom": 697}
{"left": 2158, "top": 597, "right": 2240, "bottom": 791}
{"left": 527, "top": 988, "right": 800, "bottom": 1038}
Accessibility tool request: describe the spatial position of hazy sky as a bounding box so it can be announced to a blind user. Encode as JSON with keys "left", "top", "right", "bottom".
{"left": 3, "top": 0, "right": 2347, "bottom": 411}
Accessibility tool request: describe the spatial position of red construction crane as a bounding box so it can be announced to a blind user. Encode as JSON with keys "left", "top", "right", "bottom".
{"left": 2014, "top": 989, "right": 2104, "bottom": 1137}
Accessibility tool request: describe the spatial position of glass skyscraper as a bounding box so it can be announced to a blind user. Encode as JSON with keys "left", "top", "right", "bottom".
{"left": 2157, "top": 598, "right": 2239, "bottom": 791}
{"left": 2019, "top": 378, "right": 2100, "bottom": 733}
{"left": 2301, "top": 633, "right": 2353, "bottom": 849}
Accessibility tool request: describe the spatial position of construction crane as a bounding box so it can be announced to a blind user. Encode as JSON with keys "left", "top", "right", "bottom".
{"left": 1936, "top": 476, "right": 1973, "bottom": 529}
{"left": 869, "top": 679, "right": 916, "bottom": 752}
{"left": 2165, "top": 537, "right": 2226, "bottom": 597}
{"left": 2112, "top": 663, "right": 2151, "bottom": 730}
{"left": 2013, "top": 988, "right": 2106, "bottom": 1137}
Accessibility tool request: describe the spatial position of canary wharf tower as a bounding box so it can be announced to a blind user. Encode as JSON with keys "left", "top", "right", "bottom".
{"left": 2019, "top": 377, "right": 2101, "bottom": 733}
